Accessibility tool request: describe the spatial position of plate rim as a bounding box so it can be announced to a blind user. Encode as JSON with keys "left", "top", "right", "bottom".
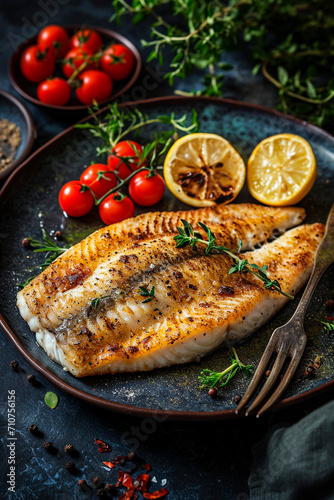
{"left": 0, "top": 88, "right": 36, "bottom": 181}
{"left": 1, "top": 94, "right": 334, "bottom": 420}
{"left": 8, "top": 25, "right": 142, "bottom": 112}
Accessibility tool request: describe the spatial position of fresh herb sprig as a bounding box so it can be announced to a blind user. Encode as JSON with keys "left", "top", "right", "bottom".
{"left": 319, "top": 320, "right": 334, "bottom": 332}
{"left": 139, "top": 285, "right": 156, "bottom": 303}
{"left": 28, "top": 229, "right": 68, "bottom": 269}
{"left": 112, "top": 0, "right": 334, "bottom": 128}
{"left": 174, "top": 219, "right": 294, "bottom": 300}
{"left": 199, "top": 347, "right": 254, "bottom": 389}
{"left": 76, "top": 102, "right": 199, "bottom": 156}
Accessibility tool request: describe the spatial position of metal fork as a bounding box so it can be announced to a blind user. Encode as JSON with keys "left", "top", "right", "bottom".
{"left": 236, "top": 203, "right": 334, "bottom": 418}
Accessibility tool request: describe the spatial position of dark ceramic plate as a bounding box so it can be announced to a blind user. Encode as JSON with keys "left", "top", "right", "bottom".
{"left": 8, "top": 26, "right": 141, "bottom": 112}
{"left": 0, "top": 89, "right": 35, "bottom": 181}
{"left": 0, "top": 96, "right": 333, "bottom": 420}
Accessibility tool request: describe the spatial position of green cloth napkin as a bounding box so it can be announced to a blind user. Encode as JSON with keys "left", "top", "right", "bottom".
{"left": 249, "top": 400, "right": 334, "bottom": 500}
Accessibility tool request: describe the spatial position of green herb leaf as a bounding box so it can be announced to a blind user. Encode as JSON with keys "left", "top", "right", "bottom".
{"left": 44, "top": 391, "right": 59, "bottom": 409}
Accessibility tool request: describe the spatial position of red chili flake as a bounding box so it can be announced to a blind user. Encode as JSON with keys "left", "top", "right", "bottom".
{"left": 113, "top": 455, "right": 128, "bottom": 464}
{"left": 326, "top": 316, "right": 334, "bottom": 321}
{"left": 143, "top": 463, "right": 152, "bottom": 471}
{"left": 143, "top": 488, "right": 169, "bottom": 499}
{"left": 135, "top": 473, "right": 150, "bottom": 492}
{"left": 103, "top": 462, "right": 115, "bottom": 469}
{"left": 116, "top": 470, "right": 126, "bottom": 487}
{"left": 95, "top": 438, "right": 112, "bottom": 453}
{"left": 122, "top": 472, "right": 134, "bottom": 489}
{"left": 118, "top": 489, "right": 135, "bottom": 500}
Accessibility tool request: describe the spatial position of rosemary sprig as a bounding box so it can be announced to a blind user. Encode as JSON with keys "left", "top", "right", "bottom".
{"left": 174, "top": 219, "right": 294, "bottom": 300}
{"left": 28, "top": 229, "right": 68, "bottom": 269}
{"left": 139, "top": 285, "right": 155, "bottom": 303}
{"left": 199, "top": 347, "right": 254, "bottom": 389}
{"left": 319, "top": 320, "right": 334, "bottom": 332}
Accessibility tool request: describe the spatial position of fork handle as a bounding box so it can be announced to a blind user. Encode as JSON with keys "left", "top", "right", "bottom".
{"left": 289, "top": 203, "right": 334, "bottom": 325}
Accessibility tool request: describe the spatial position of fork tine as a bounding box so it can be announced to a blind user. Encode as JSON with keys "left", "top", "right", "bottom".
{"left": 256, "top": 345, "right": 305, "bottom": 418}
{"left": 245, "top": 346, "right": 289, "bottom": 416}
{"left": 235, "top": 333, "right": 278, "bottom": 414}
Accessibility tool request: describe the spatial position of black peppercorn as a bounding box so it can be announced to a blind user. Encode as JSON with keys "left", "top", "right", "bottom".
{"left": 27, "top": 374, "right": 36, "bottom": 385}
{"left": 10, "top": 360, "right": 19, "bottom": 371}
{"left": 43, "top": 441, "right": 53, "bottom": 451}
{"left": 78, "top": 479, "right": 87, "bottom": 489}
{"left": 96, "top": 488, "right": 105, "bottom": 498}
{"left": 208, "top": 388, "right": 217, "bottom": 398}
{"left": 66, "top": 461, "right": 75, "bottom": 472}
{"left": 29, "top": 424, "right": 38, "bottom": 435}
{"left": 127, "top": 451, "right": 136, "bottom": 461}
{"left": 233, "top": 394, "right": 241, "bottom": 404}
{"left": 22, "top": 237, "right": 30, "bottom": 247}
{"left": 326, "top": 299, "right": 334, "bottom": 309}
{"left": 104, "top": 483, "right": 115, "bottom": 493}
{"left": 64, "top": 443, "right": 74, "bottom": 454}
{"left": 55, "top": 231, "right": 62, "bottom": 240}
{"left": 93, "top": 477, "right": 102, "bottom": 487}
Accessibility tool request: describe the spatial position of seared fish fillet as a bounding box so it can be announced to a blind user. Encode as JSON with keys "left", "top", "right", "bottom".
{"left": 17, "top": 204, "right": 324, "bottom": 377}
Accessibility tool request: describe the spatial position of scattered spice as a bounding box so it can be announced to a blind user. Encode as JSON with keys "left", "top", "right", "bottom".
{"left": 233, "top": 394, "right": 241, "bottom": 405}
{"left": 27, "top": 374, "right": 36, "bottom": 385}
{"left": 29, "top": 424, "right": 38, "bottom": 435}
{"left": 43, "top": 441, "right": 53, "bottom": 452}
{"left": 128, "top": 452, "right": 137, "bottom": 461}
{"left": 304, "top": 355, "right": 323, "bottom": 378}
{"left": 265, "top": 370, "right": 271, "bottom": 377}
{"left": 0, "top": 119, "right": 22, "bottom": 173}
{"left": 143, "top": 489, "right": 169, "bottom": 499}
{"left": 55, "top": 230, "right": 62, "bottom": 239}
{"left": 78, "top": 479, "right": 87, "bottom": 489}
{"left": 65, "top": 461, "right": 76, "bottom": 472}
{"left": 325, "top": 299, "right": 334, "bottom": 309}
{"left": 10, "top": 360, "right": 19, "bottom": 371}
{"left": 143, "top": 464, "right": 152, "bottom": 472}
{"left": 103, "top": 461, "right": 115, "bottom": 469}
{"left": 96, "top": 488, "right": 105, "bottom": 497}
{"left": 22, "top": 237, "right": 30, "bottom": 247}
{"left": 208, "top": 388, "right": 217, "bottom": 398}
{"left": 104, "top": 483, "right": 115, "bottom": 492}
{"left": 93, "top": 477, "right": 102, "bottom": 487}
{"left": 64, "top": 443, "right": 74, "bottom": 454}
{"left": 95, "top": 438, "right": 112, "bottom": 453}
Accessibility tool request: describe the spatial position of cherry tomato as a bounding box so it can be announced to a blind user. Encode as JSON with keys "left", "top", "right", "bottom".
{"left": 37, "top": 78, "right": 71, "bottom": 106}
{"left": 80, "top": 164, "right": 117, "bottom": 199}
{"left": 59, "top": 181, "right": 94, "bottom": 217}
{"left": 76, "top": 70, "right": 113, "bottom": 105}
{"left": 38, "top": 25, "right": 69, "bottom": 59}
{"left": 129, "top": 171, "right": 165, "bottom": 206}
{"left": 20, "top": 45, "right": 55, "bottom": 83}
{"left": 100, "top": 44, "right": 135, "bottom": 81}
{"left": 62, "top": 48, "right": 97, "bottom": 79}
{"left": 99, "top": 193, "right": 135, "bottom": 225}
{"left": 70, "top": 29, "right": 102, "bottom": 53}
{"left": 108, "top": 141, "right": 143, "bottom": 180}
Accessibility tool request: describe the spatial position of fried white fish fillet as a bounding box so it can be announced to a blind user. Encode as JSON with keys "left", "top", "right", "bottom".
{"left": 17, "top": 204, "right": 324, "bottom": 377}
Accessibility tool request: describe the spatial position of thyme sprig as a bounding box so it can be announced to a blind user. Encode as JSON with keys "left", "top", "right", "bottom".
{"left": 112, "top": 0, "right": 334, "bottom": 128}
{"left": 199, "top": 347, "right": 254, "bottom": 389}
{"left": 76, "top": 102, "right": 199, "bottom": 156}
{"left": 139, "top": 285, "right": 156, "bottom": 303}
{"left": 174, "top": 219, "right": 294, "bottom": 300}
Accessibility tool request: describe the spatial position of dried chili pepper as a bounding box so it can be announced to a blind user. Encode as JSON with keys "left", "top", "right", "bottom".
{"left": 95, "top": 438, "right": 112, "bottom": 453}
{"left": 143, "top": 488, "right": 169, "bottom": 499}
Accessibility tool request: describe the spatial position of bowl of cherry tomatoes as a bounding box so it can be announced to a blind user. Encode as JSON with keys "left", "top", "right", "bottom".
{"left": 8, "top": 25, "right": 141, "bottom": 112}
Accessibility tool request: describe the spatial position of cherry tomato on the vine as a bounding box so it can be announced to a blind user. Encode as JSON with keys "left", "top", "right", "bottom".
{"left": 76, "top": 70, "right": 113, "bottom": 105}
{"left": 37, "top": 78, "right": 71, "bottom": 106}
{"left": 70, "top": 29, "right": 102, "bottom": 53}
{"left": 129, "top": 171, "right": 165, "bottom": 206}
{"left": 38, "top": 25, "right": 69, "bottom": 59}
{"left": 80, "top": 164, "right": 117, "bottom": 199}
{"left": 100, "top": 44, "right": 135, "bottom": 81}
{"left": 59, "top": 181, "right": 94, "bottom": 217}
{"left": 62, "top": 48, "right": 97, "bottom": 79}
{"left": 99, "top": 193, "right": 135, "bottom": 225}
{"left": 20, "top": 45, "right": 55, "bottom": 83}
{"left": 108, "top": 141, "right": 143, "bottom": 180}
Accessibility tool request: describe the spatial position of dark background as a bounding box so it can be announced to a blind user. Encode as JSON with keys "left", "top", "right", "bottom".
{"left": 0, "top": 1, "right": 333, "bottom": 499}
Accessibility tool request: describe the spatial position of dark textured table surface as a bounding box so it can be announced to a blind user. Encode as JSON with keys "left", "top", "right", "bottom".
{"left": 1, "top": 2, "right": 333, "bottom": 499}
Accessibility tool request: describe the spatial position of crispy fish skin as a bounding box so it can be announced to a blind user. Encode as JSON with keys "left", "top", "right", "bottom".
{"left": 16, "top": 204, "right": 315, "bottom": 377}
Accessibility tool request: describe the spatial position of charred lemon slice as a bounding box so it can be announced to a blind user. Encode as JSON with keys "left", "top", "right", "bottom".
{"left": 247, "top": 134, "right": 316, "bottom": 206}
{"left": 163, "top": 133, "right": 246, "bottom": 207}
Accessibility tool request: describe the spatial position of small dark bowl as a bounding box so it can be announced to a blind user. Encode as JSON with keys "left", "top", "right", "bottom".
{"left": 0, "top": 89, "right": 35, "bottom": 181}
{"left": 8, "top": 26, "right": 142, "bottom": 113}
